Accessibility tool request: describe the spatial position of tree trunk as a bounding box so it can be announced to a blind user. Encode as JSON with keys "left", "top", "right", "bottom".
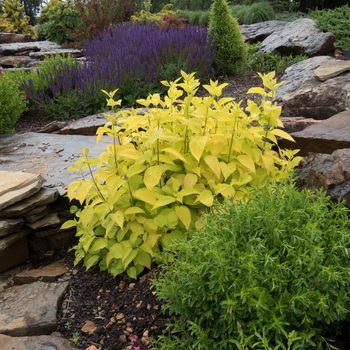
{"left": 299, "top": 0, "right": 317, "bottom": 13}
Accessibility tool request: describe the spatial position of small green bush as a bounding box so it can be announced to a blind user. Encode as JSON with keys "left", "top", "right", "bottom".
{"left": 310, "top": 6, "right": 350, "bottom": 51}
{"left": 247, "top": 42, "right": 308, "bottom": 73}
{"left": 177, "top": 10, "right": 210, "bottom": 25}
{"left": 0, "top": 69, "right": 28, "bottom": 134}
{"left": 275, "top": 11, "right": 308, "bottom": 22}
{"left": 62, "top": 71, "right": 301, "bottom": 279}
{"left": 39, "top": 0, "right": 79, "bottom": 45}
{"left": 231, "top": 2, "right": 275, "bottom": 24}
{"left": 209, "top": 0, "right": 248, "bottom": 74}
{"left": 153, "top": 180, "right": 350, "bottom": 350}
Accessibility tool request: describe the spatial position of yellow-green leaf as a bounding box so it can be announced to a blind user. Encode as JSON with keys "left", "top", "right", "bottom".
{"left": 237, "top": 154, "right": 256, "bottom": 174}
{"left": 270, "top": 128, "right": 295, "bottom": 142}
{"left": 162, "top": 147, "right": 187, "bottom": 163}
{"left": 220, "top": 162, "right": 237, "bottom": 181}
{"left": 110, "top": 211, "right": 124, "bottom": 229}
{"left": 175, "top": 205, "right": 191, "bottom": 229}
{"left": 134, "top": 249, "right": 151, "bottom": 269}
{"left": 140, "top": 242, "right": 154, "bottom": 256}
{"left": 126, "top": 163, "right": 147, "bottom": 178}
{"left": 61, "top": 220, "right": 77, "bottom": 230}
{"left": 195, "top": 190, "right": 214, "bottom": 207}
{"left": 183, "top": 173, "right": 198, "bottom": 188}
{"left": 127, "top": 266, "right": 137, "bottom": 279}
{"left": 214, "top": 183, "right": 235, "bottom": 198}
{"left": 152, "top": 195, "right": 176, "bottom": 210}
{"left": 123, "top": 249, "right": 139, "bottom": 269}
{"left": 154, "top": 214, "right": 167, "bottom": 227}
{"left": 189, "top": 135, "right": 208, "bottom": 161}
{"left": 90, "top": 238, "right": 108, "bottom": 252}
{"left": 84, "top": 254, "right": 100, "bottom": 270}
{"left": 247, "top": 87, "right": 266, "bottom": 96}
{"left": 118, "top": 147, "right": 141, "bottom": 160}
{"left": 204, "top": 155, "right": 221, "bottom": 179}
{"left": 133, "top": 188, "right": 157, "bottom": 205}
{"left": 124, "top": 207, "right": 145, "bottom": 215}
{"left": 144, "top": 165, "right": 163, "bottom": 190}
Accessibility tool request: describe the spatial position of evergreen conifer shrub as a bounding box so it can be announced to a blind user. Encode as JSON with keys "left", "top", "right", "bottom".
{"left": 208, "top": 0, "right": 247, "bottom": 74}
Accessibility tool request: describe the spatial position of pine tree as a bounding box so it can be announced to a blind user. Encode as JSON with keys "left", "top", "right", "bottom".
{"left": 0, "top": 0, "right": 37, "bottom": 37}
{"left": 208, "top": 0, "right": 247, "bottom": 74}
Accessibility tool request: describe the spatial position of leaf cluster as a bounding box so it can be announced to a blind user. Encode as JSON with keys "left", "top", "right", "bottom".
{"left": 153, "top": 180, "right": 350, "bottom": 350}
{"left": 310, "top": 6, "right": 350, "bottom": 51}
{"left": 62, "top": 70, "right": 301, "bottom": 279}
{"left": 247, "top": 42, "right": 308, "bottom": 74}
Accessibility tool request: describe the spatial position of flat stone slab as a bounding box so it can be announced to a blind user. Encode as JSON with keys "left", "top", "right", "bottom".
{"left": 314, "top": 60, "right": 350, "bottom": 81}
{"left": 0, "top": 218, "right": 24, "bottom": 237}
{"left": 279, "top": 110, "right": 350, "bottom": 156}
{"left": 0, "top": 171, "right": 45, "bottom": 210}
{"left": 0, "top": 187, "right": 59, "bottom": 218}
{"left": 0, "top": 133, "right": 110, "bottom": 195}
{"left": 14, "top": 261, "right": 68, "bottom": 285}
{"left": 0, "top": 281, "right": 70, "bottom": 336}
{"left": 0, "top": 333, "right": 78, "bottom": 350}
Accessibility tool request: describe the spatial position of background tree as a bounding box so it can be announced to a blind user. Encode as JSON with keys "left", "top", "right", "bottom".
{"left": 20, "top": 0, "right": 43, "bottom": 25}
{"left": 0, "top": 0, "right": 37, "bottom": 37}
{"left": 208, "top": 0, "right": 247, "bottom": 74}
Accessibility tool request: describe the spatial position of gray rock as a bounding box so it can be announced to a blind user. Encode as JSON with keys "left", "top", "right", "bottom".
{"left": 0, "top": 171, "right": 45, "bottom": 211}
{"left": 240, "top": 20, "right": 288, "bottom": 44}
{"left": 0, "top": 55, "right": 34, "bottom": 67}
{"left": 0, "top": 218, "right": 24, "bottom": 237}
{"left": 0, "top": 41, "right": 60, "bottom": 56}
{"left": 276, "top": 57, "right": 350, "bottom": 120}
{"left": 0, "top": 187, "right": 59, "bottom": 218}
{"left": 14, "top": 261, "right": 68, "bottom": 285}
{"left": 0, "top": 333, "right": 79, "bottom": 350}
{"left": 0, "top": 281, "right": 70, "bottom": 336}
{"left": 25, "top": 212, "right": 60, "bottom": 230}
{"left": 0, "top": 133, "right": 110, "bottom": 195}
{"left": 29, "top": 48, "right": 82, "bottom": 60}
{"left": 25, "top": 205, "right": 51, "bottom": 223}
{"left": 0, "top": 229, "right": 30, "bottom": 252}
{"left": 259, "top": 18, "right": 335, "bottom": 57}
{"left": 0, "top": 33, "right": 33, "bottom": 44}
{"left": 296, "top": 149, "right": 350, "bottom": 208}
{"left": 279, "top": 110, "right": 350, "bottom": 156}
{"left": 277, "top": 56, "right": 335, "bottom": 96}
{"left": 314, "top": 60, "right": 350, "bottom": 81}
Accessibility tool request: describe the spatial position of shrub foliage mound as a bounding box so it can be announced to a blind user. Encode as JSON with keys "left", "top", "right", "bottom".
{"left": 153, "top": 181, "right": 350, "bottom": 350}
{"left": 62, "top": 71, "right": 301, "bottom": 279}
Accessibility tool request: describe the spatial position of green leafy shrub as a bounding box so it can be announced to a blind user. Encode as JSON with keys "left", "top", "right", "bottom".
{"left": 177, "top": 10, "right": 210, "bottom": 25}
{"left": 209, "top": 0, "right": 247, "bottom": 74}
{"left": 131, "top": 0, "right": 176, "bottom": 25}
{"left": 310, "top": 6, "right": 350, "bottom": 51}
{"left": 153, "top": 180, "right": 350, "bottom": 350}
{"left": 231, "top": 2, "right": 275, "bottom": 24}
{"left": 62, "top": 71, "right": 301, "bottom": 279}
{"left": 39, "top": 0, "right": 80, "bottom": 45}
{"left": 0, "top": 69, "right": 28, "bottom": 134}
{"left": 247, "top": 42, "right": 308, "bottom": 73}
{"left": 275, "top": 11, "right": 308, "bottom": 22}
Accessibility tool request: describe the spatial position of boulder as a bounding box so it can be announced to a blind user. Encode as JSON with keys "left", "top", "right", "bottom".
{"left": 240, "top": 20, "right": 288, "bottom": 44}
{"left": 0, "top": 281, "right": 70, "bottom": 336}
{"left": 279, "top": 110, "right": 350, "bottom": 156}
{"left": 0, "top": 218, "right": 24, "bottom": 237}
{"left": 280, "top": 116, "right": 321, "bottom": 134}
{"left": 259, "top": 18, "right": 335, "bottom": 57}
{"left": 276, "top": 57, "right": 350, "bottom": 120}
{"left": 296, "top": 149, "right": 350, "bottom": 208}
{"left": 0, "top": 33, "right": 33, "bottom": 44}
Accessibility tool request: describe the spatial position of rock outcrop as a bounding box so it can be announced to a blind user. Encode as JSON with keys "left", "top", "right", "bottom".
{"left": 296, "top": 148, "right": 350, "bottom": 208}
{"left": 276, "top": 57, "right": 350, "bottom": 120}
{"left": 258, "top": 18, "right": 335, "bottom": 57}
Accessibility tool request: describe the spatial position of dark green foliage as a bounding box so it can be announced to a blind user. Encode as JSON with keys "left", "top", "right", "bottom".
{"left": 39, "top": 0, "right": 80, "bottom": 45}
{"left": 310, "top": 6, "right": 350, "bottom": 51}
{"left": 275, "top": 11, "right": 308, "bottom": 21}
{"left": 208, "top": 0, "right": 247, "bottom": 74}
{"left": 153, "top": 180, "right": 350, "bottom": 350}
{"left": 178, "top": 10, "right": 210, "bottom": 25}
{"left": 247, "top": 42, "right": 308, "bottom": 73}
{"left": 231, "top": 2, "right": 275, "bottom": 24}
